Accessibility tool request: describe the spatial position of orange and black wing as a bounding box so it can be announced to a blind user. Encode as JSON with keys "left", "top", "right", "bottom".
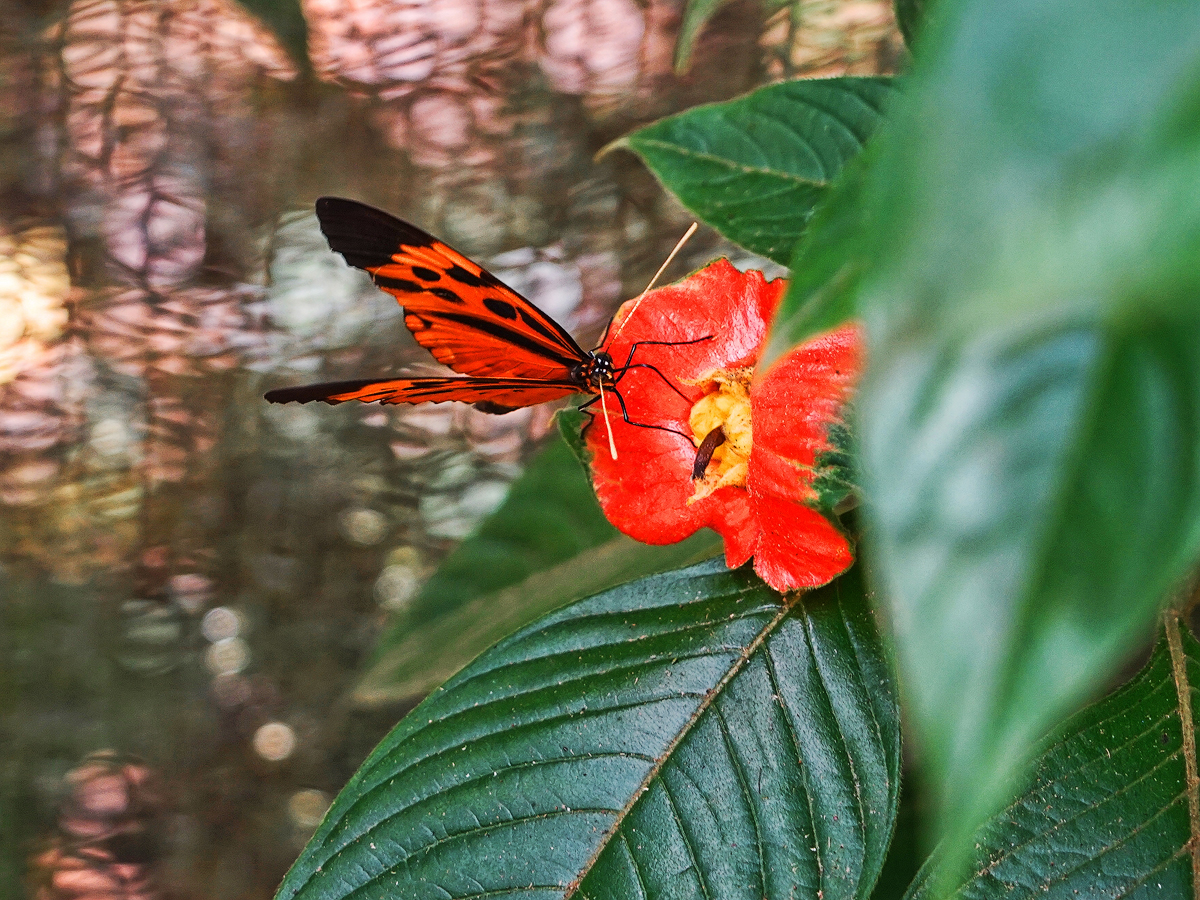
{"left": 265, "top": 376, "right": 580, "bottom": 410}
{"left": 315, "top": 197, "right": 587, "bottom": 381}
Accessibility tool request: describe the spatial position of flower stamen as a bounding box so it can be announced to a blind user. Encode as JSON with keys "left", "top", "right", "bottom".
{"left": 692, "top": 425, "right": 726, "bottom": 480}
{"left": 687, "top": 367, "right": 753, "bottom": 503}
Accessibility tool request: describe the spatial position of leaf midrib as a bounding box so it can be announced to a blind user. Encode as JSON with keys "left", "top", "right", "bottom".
{"left": 1164, "top": 613, "right": 1200, "bottom": 888}
{"left": 630, "top": 137, "right": 829, "bottom": 186}
{"left": 565, "top": 601, "right": 795, "bottom": 898}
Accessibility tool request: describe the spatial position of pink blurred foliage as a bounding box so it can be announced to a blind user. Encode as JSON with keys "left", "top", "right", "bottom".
{"left": 30, "top": 751, "right": 169, "bottom": 900}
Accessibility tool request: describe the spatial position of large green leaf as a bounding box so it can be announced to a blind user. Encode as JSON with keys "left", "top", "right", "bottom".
{"left": 358, "top": 433, "right": 720, "bottom": 703}
{"left": 278, "top": 560, "right": 901, "bottom": 900}
{"left": 906, "top": 615, "right": 1200, "bottom": 898}
{"left": 857, "top": 0, "right": 1200, "bottom": 863}
{"left": 612, "top": 77, "right": 896, "bottom": 265}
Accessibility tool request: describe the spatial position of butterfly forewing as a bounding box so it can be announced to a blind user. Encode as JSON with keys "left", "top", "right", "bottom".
{"left": 264, "top": 376, "right": 580, "bottom": 408}
{"left": 315, "top": 198, "right": 587, "bottom": 381}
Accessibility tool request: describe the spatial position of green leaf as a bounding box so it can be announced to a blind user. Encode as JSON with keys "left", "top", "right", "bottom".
{"left": 761, "top": 143, "right": 874, "bottom": 367}
{"left": 865, "top": 321, "right": 1200, "bottom": 847}
{"left": 906, "top": 616, "right": 1200, "bottom": 898}
{"left": 278, "top": 561, "right": 901, "bottom": 900}
{"left": 811, "top": 418, "right": 857, "bottom": 517}
{"left": 356, "top": 432, "right": 722, "bottom": 703}
{"left": 857, "top": 0, "right": 1200, "bottom": 863}
{"left": 674, "top": 0, "right": 728, "bottom": 71}
{"left": 555, "top": 404, "right": 591, "bottom": 473}
{"left": 869, "top": 774, "right": 925, "bottom": 900}
{"left": 892, "top": 0, "right": 926, "bottom": 48}
{"left": 613, "top": 77, "right": 897, "bottom": 265}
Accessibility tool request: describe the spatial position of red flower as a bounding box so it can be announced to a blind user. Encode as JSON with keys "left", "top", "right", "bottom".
{"left": 585, "top": 259, "right": 862, "bottom": 593}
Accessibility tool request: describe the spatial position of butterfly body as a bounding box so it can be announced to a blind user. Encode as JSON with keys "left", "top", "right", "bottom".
{"left": 265, "top": 197, "right": 622, "bottom": 413}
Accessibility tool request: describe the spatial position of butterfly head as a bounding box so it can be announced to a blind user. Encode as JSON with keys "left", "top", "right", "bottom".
{"left": 576, "top": 351, "right": 618, "bottom": 392}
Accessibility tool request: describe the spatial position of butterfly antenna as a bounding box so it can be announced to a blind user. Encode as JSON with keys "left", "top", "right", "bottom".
{"left": 612, "top": 222, "right": 698, "bottom": 341}
{"left": 598, "top": 382, "right": 619, "bottom": 461}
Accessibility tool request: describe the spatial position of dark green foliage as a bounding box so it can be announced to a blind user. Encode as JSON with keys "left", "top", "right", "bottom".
{"left": 280, "top": 561, "right": 900, "bottom": 900}
{"left": 613, "top": 78, "right": 896, "bottom": 265}
{"left": 907, "top": 622, "right": 1199, "bottom": 898}
{"left": 856, "top": 0, "right": 1200, "bottom": 860}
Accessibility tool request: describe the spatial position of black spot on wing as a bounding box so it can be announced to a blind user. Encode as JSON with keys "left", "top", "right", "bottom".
{"left": 518, "top": 307, "right": 563, "bottom": 343}
{"left": 373, "top": 275, "right": 422, "bottom": 293}
{"left": 474, "top": 401, "right": 518, "bottom": 414}
{"left": 428, "top": 287, "right": 464, "bottom": 304}
{"left": 483, "top": 297, "right": 518, "bottom": 320}
{"left": 411, "top": 266, "right": 441, "bottom": 282}
{"left": 445, "top": 265, "right": 493, "bottom": 288}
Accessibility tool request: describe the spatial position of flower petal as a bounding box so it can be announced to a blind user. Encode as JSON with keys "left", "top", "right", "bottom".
{"left": 751, "top": 322, "right": 862, "bottom": 471}
{"left": 746, "top": 487, "right": 854, "bottom": 591}
{"left": 602, "top": 259, "right": 786, "bottom": 411}
{"left": 587, "top": 260, "right": 787, "bottom": 551}
{"left": 586, "top": 261, "right": 857, "bottom": 594}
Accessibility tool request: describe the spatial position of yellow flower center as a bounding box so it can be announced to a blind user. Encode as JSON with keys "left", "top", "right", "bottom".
{"left": 688, "top": 367, "right": 753, "bottom": 504}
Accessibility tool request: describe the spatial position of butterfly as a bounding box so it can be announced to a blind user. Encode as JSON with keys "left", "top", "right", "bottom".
{"left": 265, "top": 198, "right": 704, "bottom": 448}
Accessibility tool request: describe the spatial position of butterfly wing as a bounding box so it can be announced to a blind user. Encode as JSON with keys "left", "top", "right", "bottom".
{"left": 265, "top": 376, "right": 580, "bottom": 411}
{"left": 316, "top": 197, "right": 587, "bottom": 382}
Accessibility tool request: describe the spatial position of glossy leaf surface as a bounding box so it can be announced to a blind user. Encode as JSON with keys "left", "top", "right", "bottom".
{"left": 615, "top": 77, "right": 895, "bottom": 264}
{"left": 906, "top": 618, "right": 1200, "bottom": 898}
{"left": 279, "top": 561, "right": 900, "bottom": 900}
{"left": 857, "top": 0, "right": 1200, "bottom": 861}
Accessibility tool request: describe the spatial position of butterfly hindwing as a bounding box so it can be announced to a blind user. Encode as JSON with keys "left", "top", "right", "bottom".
{"left": 315, "top": 198, "right": 586, "bottom": 381}
{"left": 264, "top": 376, "right": 580, "bottom": 409}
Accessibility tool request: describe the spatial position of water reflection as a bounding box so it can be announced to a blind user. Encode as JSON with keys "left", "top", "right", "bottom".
{"left": 29, "top": 751, "right": 168, "bottom": 900}
{"left": 1, "top": 0, "right": 901, "bottom": 894}
{"left": 0, "top": 225, "right": 70, "bottom": 385}
{"left": 761, "top": 0, "right": 903, "bottom": 80}
{"left": 41, "top": 0, "right": 296, "bottom": 290}
{"left": 252, "top": 721, "right": 296, "bottom": 762}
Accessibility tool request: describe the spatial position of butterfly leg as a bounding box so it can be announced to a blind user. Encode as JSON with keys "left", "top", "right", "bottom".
{"left": 619, "top": 335, "right": 714, "bottom": 371}
{"left": 610, "top": 387, "right": 693, "bottom": 442}
{"left": 615, "top": 363, "right": 692, "bottom": 402}
{"left": 613, "top": 335, "right": 714, "bottom": 401}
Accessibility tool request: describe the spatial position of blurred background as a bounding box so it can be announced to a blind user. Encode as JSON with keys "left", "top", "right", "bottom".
{"left": 0, "top": 0, "right": 901, "bottom": 896}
